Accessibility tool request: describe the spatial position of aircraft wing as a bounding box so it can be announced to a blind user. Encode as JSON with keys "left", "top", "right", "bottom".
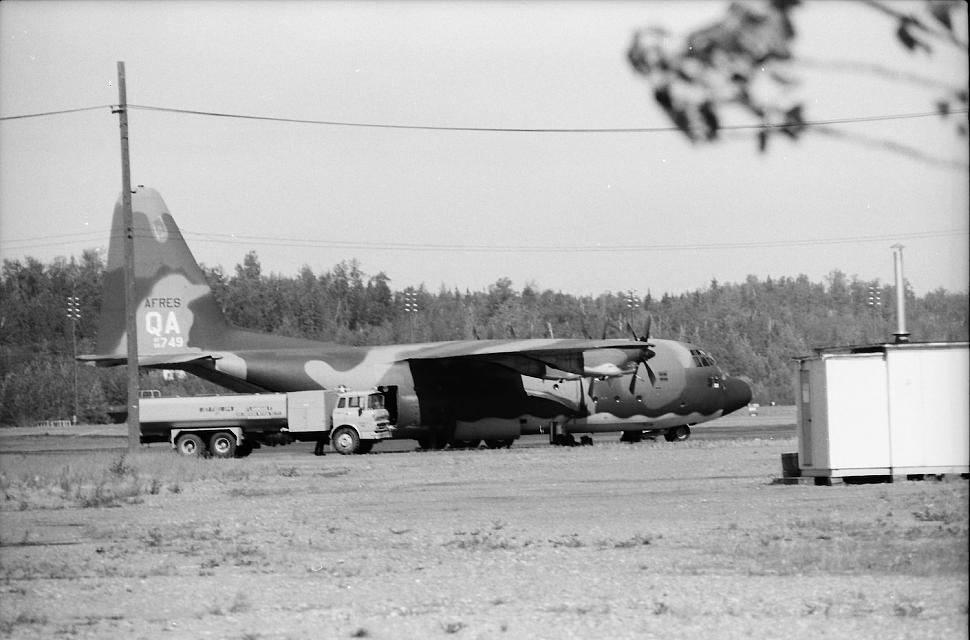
{"left": 399, "top": 339, "right": 649, "bottom": 380}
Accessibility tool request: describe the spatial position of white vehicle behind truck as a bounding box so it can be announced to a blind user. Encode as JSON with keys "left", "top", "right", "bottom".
{"left": 139, "top": 389, "right": 392, "bottom": 457}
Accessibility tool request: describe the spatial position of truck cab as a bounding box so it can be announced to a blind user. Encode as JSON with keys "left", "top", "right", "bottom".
{"left": 328, "top": 390, "right": 393, "bottom": 454}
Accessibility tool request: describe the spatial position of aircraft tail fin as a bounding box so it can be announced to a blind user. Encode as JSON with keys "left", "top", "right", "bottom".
{"left": 82, "top": 187, "right": 236, "bottom": 365}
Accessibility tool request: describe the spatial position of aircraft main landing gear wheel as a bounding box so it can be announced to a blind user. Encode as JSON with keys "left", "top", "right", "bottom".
{"left": 664, "top": 426, "right": 691, "bottom": 442}
{"left": 176, "top": 433, "right": 205, "bottom": 457}
{"left": 552, "top": 433, "right": 577, "bottom": 446}
{"left": 331, "top": 427, "right": 361, "bottom": 455}
{"left": 417, "top": 435, "right": 448, "bottom": 450}
{"left": 208, "top": 431, "right": 237, "bottom": 458}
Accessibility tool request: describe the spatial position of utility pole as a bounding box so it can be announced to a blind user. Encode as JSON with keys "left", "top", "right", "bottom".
{"left": 113, "top": 61, "right": 140, "bottom": 450}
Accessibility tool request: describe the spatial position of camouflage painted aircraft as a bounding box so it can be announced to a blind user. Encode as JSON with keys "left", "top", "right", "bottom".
{"left": 81, "top": 187, "right": 751, "bottom": 450}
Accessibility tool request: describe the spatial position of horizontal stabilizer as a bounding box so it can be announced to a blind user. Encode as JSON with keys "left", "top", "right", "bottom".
{"left": 78, "top": 352, "right": 222, "bottom": 368}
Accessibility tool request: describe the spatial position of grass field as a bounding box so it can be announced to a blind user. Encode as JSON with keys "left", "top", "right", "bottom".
{"left": 0, "top": 426, "right": 967, "bottom": 639}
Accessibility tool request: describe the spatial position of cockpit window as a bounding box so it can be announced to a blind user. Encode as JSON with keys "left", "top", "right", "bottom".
{"left": 689, "top": 348, "right": 717, "bottom": 367}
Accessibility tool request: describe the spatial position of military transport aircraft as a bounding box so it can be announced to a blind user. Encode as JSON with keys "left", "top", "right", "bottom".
{"left": 81, "top": 187, "right": 751, "bottom": 451}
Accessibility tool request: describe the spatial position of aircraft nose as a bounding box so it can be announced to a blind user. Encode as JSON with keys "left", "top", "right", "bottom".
{"left": 722, "top": 376, "right": 752, "bottom": 415}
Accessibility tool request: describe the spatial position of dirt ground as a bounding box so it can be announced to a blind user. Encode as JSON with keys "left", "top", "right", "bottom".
{"left": 1, "top": 428, "right": 967, "bottom": 639}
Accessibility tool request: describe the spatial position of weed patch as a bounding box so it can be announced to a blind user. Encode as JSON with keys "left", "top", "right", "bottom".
{"left": 446, "top": 530, "right": 519, "bottom": 551}
{"left": 707, "top": 507, "right": 968, "bottom": 577}
{"left": 0, "top": 611, "right": 49, "bottom": 635}
{"left": 204, "top": 592, "right": 250, "bottom": 617}
{"left": 611, "top": 533, "right": 654, "bottom": 548}
{"left": 0, "top": 449, "right": 302, "bottom": 509}
{"left": 548, "top": 534, "right": 585, "bottom": 548}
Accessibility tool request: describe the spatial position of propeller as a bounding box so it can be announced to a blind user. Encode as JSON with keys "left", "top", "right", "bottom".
{"left": 626, "top": 315, "right": 657, "bottom": 393}
{"left": 625, "top": 314, "right": 652, "bottom": 342}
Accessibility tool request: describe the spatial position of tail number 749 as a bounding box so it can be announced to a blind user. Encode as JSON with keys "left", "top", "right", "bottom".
{"left": 145, "top": 311, "right": 184, "bottom": 349}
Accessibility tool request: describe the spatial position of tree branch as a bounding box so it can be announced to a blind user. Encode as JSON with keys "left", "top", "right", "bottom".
{"left": 858, "top": 0, "right": 969, "bottom": 52}
{"left": 795, "top": 56, "right": 966, "bottom": 95}
{"left": 811, "top": 124, "right": 969, "bottom": 170}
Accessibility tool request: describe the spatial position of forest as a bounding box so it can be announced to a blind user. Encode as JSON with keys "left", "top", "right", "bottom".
{"left": 1, "top": 249, "right": 967, "bottom": 426}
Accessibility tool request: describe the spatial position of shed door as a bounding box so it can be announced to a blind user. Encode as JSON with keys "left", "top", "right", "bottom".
{"left": 799, "top": 367, "right": 813, "bottom": 467}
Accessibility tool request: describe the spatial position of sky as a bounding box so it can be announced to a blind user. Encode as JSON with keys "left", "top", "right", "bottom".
{"left": 1, "top": 0, "right": 968, "bottom": 299}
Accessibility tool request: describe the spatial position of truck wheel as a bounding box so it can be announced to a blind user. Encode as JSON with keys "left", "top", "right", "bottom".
{"left": 331, "top": 427, "right": 360, "bottom": 455}
{"left": 176, "top": 433, "right": 204, "bottom": 457}
{"left": 208, "top": 431, "right": 237, "bottom": 458}
{"left": 664, "top": 425, "right": 691, "bottom": 442}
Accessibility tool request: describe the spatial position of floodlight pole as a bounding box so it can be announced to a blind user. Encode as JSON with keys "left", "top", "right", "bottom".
{"left": 66, "top": 293, "right": 80, "bottom": 424}
{"left": 114, "top": 61, "right": 140, "bottom": 450}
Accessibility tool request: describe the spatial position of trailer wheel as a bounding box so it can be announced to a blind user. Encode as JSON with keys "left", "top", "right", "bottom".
{"left": 331, "top": 427, "right": 360, "bottom": 455}
{"left": 209, "top": 431, "right": 237, "bottom": 458}
{"left": 664, "top": 425, "right": 691, "bottom": 442}
{"left": 175, "top": 433, "right": 205, "bottom": 457}
{"left": 484, "top": 439, "right": 513, "bottom": 449}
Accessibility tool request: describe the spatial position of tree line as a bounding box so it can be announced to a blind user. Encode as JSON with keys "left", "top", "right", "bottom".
{"left": 1, "top": 250, "right": 967, "bottom": 426}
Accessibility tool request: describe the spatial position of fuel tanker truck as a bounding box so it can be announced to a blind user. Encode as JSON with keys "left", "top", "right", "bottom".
{"left": 138, "top": 389, "right": 392, "bottom": 457}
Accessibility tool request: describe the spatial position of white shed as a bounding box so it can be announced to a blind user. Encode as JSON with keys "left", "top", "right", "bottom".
{"left": 794, "top": 342, "right": 969, "bottom": 479}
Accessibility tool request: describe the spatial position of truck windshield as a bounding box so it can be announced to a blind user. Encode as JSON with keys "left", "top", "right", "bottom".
{"left": 368, "top": 394, "right": 385, "bottom": 410}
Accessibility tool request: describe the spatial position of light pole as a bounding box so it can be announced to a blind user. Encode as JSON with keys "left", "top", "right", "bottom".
{"left": 403, "top": 289, "right": 419, "bottom": 342}
{"left": 866, "top": 283, "right": 882, "bottom": 343}
{"left": 66, "top": 294, "right": 81, "bottom": 424}
{"left": 625, "top": 289, "right": 639, "bottom": 326}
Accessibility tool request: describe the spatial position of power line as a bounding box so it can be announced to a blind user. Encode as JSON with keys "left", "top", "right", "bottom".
{"left": 3, "top": 227, "right": 965, "bottom": 255}
{"left": 0, "top": 231, "right": 109, "bottom": 251}
{"left": 1, "top": 102, "right": 965, "bottom": 134}
{"left": 129, "top": 103, "right": 968, "bottom": 134}
{"left": 0, "top": 105, "right": 112, "bottom": 121}
{"left": 1, "top": 230, "right": 109, "bottom": 244}
{"left": 180, "top": 227, "right": 967, "bottom": 253}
